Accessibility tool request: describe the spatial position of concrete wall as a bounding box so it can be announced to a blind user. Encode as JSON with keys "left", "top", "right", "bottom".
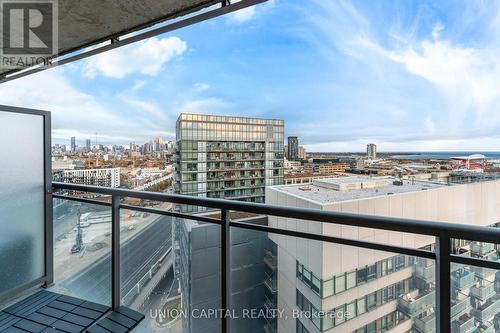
{"left": 266, "top": 187, "right": 323, "bottom": 333}
{"left": 179, "top": 216, "right": 269, "bottom": 333}
{"left": 320, "top": 179, "right": 500, "bottom": 277}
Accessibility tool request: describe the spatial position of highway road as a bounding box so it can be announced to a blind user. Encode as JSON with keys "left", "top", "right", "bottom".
{"left": 54, "top": 204, "right": 81, "bottom": 240}
{"left": 61, "top": 215, "right": 173, "bottom": 305}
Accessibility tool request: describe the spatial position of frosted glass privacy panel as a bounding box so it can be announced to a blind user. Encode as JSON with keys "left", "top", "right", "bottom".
{"left": 0, "top": 110, "right": 45, "bottom": 294}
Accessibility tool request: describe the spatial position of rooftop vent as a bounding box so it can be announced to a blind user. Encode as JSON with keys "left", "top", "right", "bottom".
{"left": 312, "top": 176, "right": 391, "bottom": 191}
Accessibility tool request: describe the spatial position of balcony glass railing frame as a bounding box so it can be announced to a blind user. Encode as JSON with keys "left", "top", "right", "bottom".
{"left": 51, "top": 181, "right": 500, "bottom": 333}
{"left": 0, "top": 105, "right": 53, "bottom": 304}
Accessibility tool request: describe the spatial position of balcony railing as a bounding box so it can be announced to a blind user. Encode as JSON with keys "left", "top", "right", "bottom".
{"left": 471, "top": 242, "right": 495, "bottom": 256}
{"left": 50, "top": 181, "right": 500, "bottom": 333}
{"left": 472, "top": 322, "right": 496, "bottom": 333}
{"left": 264, "top": 277, "right": 277, "bottom": 294}
{"left": 398, "top": 290, "right": 436, "bottom": 317}
{"left": 471, "top": 295, "right": 500, "bottom": 322}
{"left": 415, "top": 259, "right": 435, "bottom": 282}
{"left": 452, "top": 313, "right": 475, "bottom": 333}
{"left": 263, "top": 299, "right": 277, "bottom": 312}
{"left": 451, "top": 267, "right": 475, "bottom": 289}
{"left": 470, "top": 281, "right": 496, "bottom": 301}
{"left": 264, "top": 251, "right": 277, "bottom": 270}
{"left": 470, "top": 253, "right": 500, "bottom": 279}
{"left": 414, "top": 312, "right": 435, "bottom": 332}
{"left": 450, "top": 293, "right": 471, "bottom": 319}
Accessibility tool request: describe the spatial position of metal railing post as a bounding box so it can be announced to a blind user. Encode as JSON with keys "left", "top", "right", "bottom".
{"left": 112, "top": 194, "right": 121, "bottom": 310}
{"left": 44, "top": 113, "right": 54, "bottom": 288}
{"left": 221, "top": 209, "right": 231, "bottom": 333}
{"left": 435, "top": 234, "right": 451, "bottom": 333}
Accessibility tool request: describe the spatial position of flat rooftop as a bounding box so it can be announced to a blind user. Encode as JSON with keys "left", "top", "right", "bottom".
{"left": 314, "top": 176, "right": 385, "bottom": 185}
{"left": 271, "top": 176, "right": 447, "bottom": 204}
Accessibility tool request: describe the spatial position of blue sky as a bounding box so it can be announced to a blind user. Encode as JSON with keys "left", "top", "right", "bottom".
{"left": 1, "top": 0, "right": 500, "bottom": 152}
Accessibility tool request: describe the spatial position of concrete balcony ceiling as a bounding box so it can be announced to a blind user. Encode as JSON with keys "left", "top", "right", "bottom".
{"left": 59, "top": 0, "right": 217, "bottom": 53}
{"left": 0, "top": 0, "right": 263, "bottom": 81}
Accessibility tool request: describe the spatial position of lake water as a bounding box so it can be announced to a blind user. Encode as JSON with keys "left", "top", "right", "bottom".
{"left": 390, "top": 152, "right": 500, "bottom": 160}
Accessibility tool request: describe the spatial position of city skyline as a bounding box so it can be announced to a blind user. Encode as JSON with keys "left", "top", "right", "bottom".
{"left": 2, "top": 2, "right": 500, "bottom": 333}
{"left": 1, "top": 0, "right": 500, "bottom": 152}
{"left": 52, "top": 134, "right": 500, "bottom": 155}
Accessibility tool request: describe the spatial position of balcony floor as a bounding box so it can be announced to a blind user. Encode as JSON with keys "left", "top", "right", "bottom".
{"left": 0, "top": 290, "right": 144, "bottom": 333}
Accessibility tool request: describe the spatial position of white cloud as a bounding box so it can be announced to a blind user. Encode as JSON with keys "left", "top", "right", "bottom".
{"left": 0, "top": 69, "right": 173, "bottom": 144}
{"left": 431, "top": 23, "right": 444, "bottom": 40}
{"left": 385, "top": 34, "right": 500, "bottom": 130}
{"left": 83, "top": 36, "right": 187, "bottom": 79}
{"left": 129, "top": 80, "right": 146, "bottom": 92}
{"left": 0, "top": 69, "right": 117, "bottom": 128}
{"left": 341, "top": 18, "right": 500, "bottom": 134}
{"left": 177, "top": 98, "right": 227, "bottom": 114}
{"left": 227, "top": 5, "right": 256, "bottom": 23}
{"left": 121, "top": 97, "right": 166, "bottom": 120}
{"left": 302, "top": 1, "right": 500, "bottom": 150}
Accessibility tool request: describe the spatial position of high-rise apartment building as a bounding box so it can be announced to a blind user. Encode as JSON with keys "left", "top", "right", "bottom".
{"left": 62, "top": 167, "right": 120, "bottom": 188}
{"left": 129, "top": 142, "right": 137, "bottom": 152}
{"left": 153, "top": 136, "right": 163, "bottom": 152}
{"left": 267, "top": 176, "right": 500, "bottom": 333}
{"left": 367, "top": 143, "right": 377, "bottom": 160}
{"left": 70, "top": 136, "right": 76, "bottom": 152}
{"left": 174, "top": 213, "right": 273, "bottom": 333}
{"left": 298, "top": 146, "right": 307, "bottom": 160}
{"left": 142, "top": 142, "right": 153, "bottom": 155}
{"left": 173, "top": 113, "right": 284, "bottom": 333}
{"left": 175, "top": 113, "right": 285, "bottom": 205}
{"left": 85, "top": 139, "right": 91, "bottom": 152}
{"left": 288, "top": 136, "right": 299, "bottom": 161}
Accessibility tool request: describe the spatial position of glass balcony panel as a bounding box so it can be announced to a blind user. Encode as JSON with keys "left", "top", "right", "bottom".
{"left": 414, "top": 312, "right": 435, "bottom": 332}
{"left": 452, "top": 239, "right": 499, "bottom": 263}
{"left": 398, "top": 290, "right": 436, "bottom": 318}
{"left": 470, "top": 281, "right": 496, "bottom": 301}
{"left": 471, "top": 295, "right": 500, "bottom": 323}
{"left": 229, "top": 214, "right": 430, "bottom": 333}
{"left": 47, "top": 187, "right": 500, "bottom": 333}
{"left": 452, "top": 313, "right": 475, "bottom": 333}
{"left": 52, "top": 199, "right": 112, "bottom": 306}
{"left": 113, "top": 201, "right": 222, "bottom": 332}
{"left": 471, "top": 242, "right": 495, "bottom": 256}
{"left": 178, "top": 215, "right": 222, "bottom": 333}
{"left": 451, "top": 266, "right": 476, "bottom": 289}
{"left": 230, "top": 226, "right": 273, "bottom": 333}
{"left": 119, "top": 210, "right": 173, "bottom": 322}
{"left": 415, "top": 258, "right": 435, "bottom": 282}
{"left": 0, "top": 111, "right": 45, "bottom": 295}
{"left": 451, "top": 293, "right": 471, "bottom": 319}
{"left": 450, "top": 263, "right": 500, "bottom": 333}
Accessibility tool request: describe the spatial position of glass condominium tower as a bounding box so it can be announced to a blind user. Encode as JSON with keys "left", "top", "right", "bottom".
{"left": 175, "top": 113, "right": 284, "bottom": 207}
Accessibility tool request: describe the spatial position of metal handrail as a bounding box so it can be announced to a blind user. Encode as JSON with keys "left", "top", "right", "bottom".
{"left": 51, "top": 181, "right": 500, "bottom": 333}
{"left": 52, "top": 182, "right": 500, "bottom": 243}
